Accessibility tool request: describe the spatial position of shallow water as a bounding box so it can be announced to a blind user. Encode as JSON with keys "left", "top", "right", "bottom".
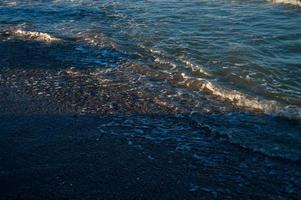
{"left": 0, "top": 0, "right": 300, "bottom": 176}
{"left": 2, "top": 0, "right": 301, "bottom": 116}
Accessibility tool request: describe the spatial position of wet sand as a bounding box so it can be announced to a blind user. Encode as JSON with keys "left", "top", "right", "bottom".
{"left": 1, "top": 66, "right": 301, "bottom": 200}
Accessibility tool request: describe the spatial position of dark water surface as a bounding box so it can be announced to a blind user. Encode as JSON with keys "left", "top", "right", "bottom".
{"left": 0, "top": 0, "right": 301, "bottom": 199}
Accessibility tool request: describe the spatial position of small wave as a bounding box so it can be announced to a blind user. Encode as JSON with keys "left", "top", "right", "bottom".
{"left": 128, "top": 62, "right": 301, "bottom": 121}
{"left": 147, "top": 47, "right": 210, "bottom": 77}
{"left": 179, "top": 59, "right": 210, "bottom": 76}
{"left": 180, "top": 73, "right": 301, "bottom": 121}
{"left": 13, "top": 30, "right": 62, "bottom": 43}
{"left": 0, "top": 1, "right": 17, "bottom": 7}
{"left": 191, "top": 112, "right": 301, "bottom": 161}
{"left": 149, "top": 49, "right": 163, "bottom": 55}
{"left": 76, "top": 31, "right": 118, "bottom": 49}
{"left": 154, "top": 57, "right": 177, "bottom": 70}
{"left": 271, "top": 0, "right": 301, "bottom": 6}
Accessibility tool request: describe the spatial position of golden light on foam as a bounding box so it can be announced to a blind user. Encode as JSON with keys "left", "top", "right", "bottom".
{"left": 13, "top": 30, "right": 61, "bottom": 43}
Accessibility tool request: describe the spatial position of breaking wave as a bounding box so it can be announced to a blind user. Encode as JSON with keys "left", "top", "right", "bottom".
{"left": 75, "top": 31, "right": 118, "bottom": 49}
{"left": 179, "top": 73, "right": 301, "bottom": 121}
{"left": 13, "top": 30, "right": 62, "bottom": 43}
{"left": 129, "top": 60, "right": 301, "bottom": 121}
{"left": 138, "top": 45, "right": 301, "bottom": 121}
{"left": 271, "top": 0, "right": 301, "bottom": 6}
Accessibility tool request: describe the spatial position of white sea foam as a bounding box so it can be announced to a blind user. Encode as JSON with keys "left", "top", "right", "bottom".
{"left": 154, "top": 57, "right": 177, "bottom": 69}
{"left": 180, "top": 59, "right": 210, "bottom": 76}
{"left": 4, "top": 1, "right": 17, "bottom": 7}
{"left": 180, "top": 73, "right": 301, "bottom": 121}
{"left": 150, "top": 48, "right": 163, "bottom": 55}
{"left": 271, "top": 0, "right": 301, "bottom": 6}
{"left": 76, "top": 31, "right": 117, "bottom": 49}
{"left": 148, "top": 47, "right": 210, "bottom": 77}
{"left": 13, "top": 30, "right": 61, "bottom": 43}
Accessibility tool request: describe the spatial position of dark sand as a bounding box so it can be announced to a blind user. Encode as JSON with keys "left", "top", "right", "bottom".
{"left": 1, "top": 66, "right": 301, "bottom": 200}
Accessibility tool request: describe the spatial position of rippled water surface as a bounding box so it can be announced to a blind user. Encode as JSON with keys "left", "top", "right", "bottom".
{"left": 2, "top": 0, "right": 301, "bottom": 115}
{"left": 0, "top": 0, "right": 301, "bottom": 173}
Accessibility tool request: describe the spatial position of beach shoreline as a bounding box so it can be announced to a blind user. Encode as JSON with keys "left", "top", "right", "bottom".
{"left": 1, "top": 0, "right": 301, "bottom": 198}
{"left": 1, "top": 64, "right": 301, "bottom": 199}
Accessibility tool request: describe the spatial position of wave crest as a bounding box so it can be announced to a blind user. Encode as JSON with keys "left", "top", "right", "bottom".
{"left": 13, "top": 30, "right": 61, "bottom": 43}
{"left": 271, "top": 0, "right": 301, "bottom": 6}
{"left": 180, "top": 73, "right": 301, "bottom": 121}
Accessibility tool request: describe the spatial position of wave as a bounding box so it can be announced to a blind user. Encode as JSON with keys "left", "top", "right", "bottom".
{"left": 180, "top": 73, "right": 301, "bottom": 121}
{"left": 190, "top": 112, "right": 301, "bottom": 161}
{"left": 139, "top": 47, "right": 301, "bottom": 121}
{"left": 0, "top": 1, "right": 17, "bottom": 7}
{"left": 75, "top": 31, "right": 118, "bottom": 49}
{"left": 2, "top": 24, "right": 300, "bottom": 121}
{"left": 13, "top": 30, "right": 62, "bottom": 43}
{"left": 129, "top": 61, "right": 301, "bottom": 121}
{"left": 154, "top": 57, "right": 177, "bottom": 70}
{"left": 179, "top": 59, "right": 210, "bottom": 77}
{"left": 146, "top": 47, "right": 210, "bottom": 77}
{"left": 271, "top": 0, "right": 301, "bottom": 6}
